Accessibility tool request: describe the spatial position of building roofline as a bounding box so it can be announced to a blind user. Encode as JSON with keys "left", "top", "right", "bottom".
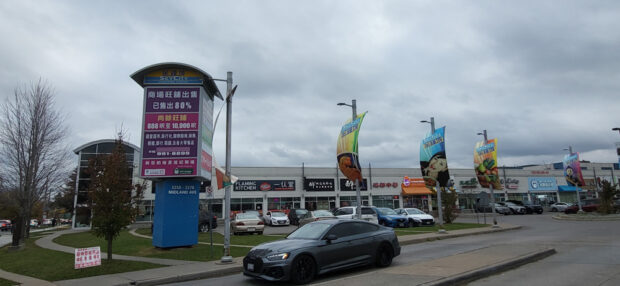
{"left": 73, "top": 139, "right": 140, "bottom": 154}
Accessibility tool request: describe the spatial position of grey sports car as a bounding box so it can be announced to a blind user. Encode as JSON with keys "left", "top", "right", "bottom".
{"left": 243, "top": 219, "right": 401, "bottom": 284}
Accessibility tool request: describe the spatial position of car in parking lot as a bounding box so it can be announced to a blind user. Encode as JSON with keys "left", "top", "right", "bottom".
{"left": 371, "top": 207, "right": 409, "bottom": 228}
{"left": 0, "top": 220, "right": 11, "bottom": 231}
{"left": 232, "top": 213, "right": 265, "bottom": 235}
{"left": 550, "top": 202, "right": 572, "bottom": 212}
{"left": 198, "top": 210, "right": 218, "bottom": 232}
{"left": 243, "top": 219, "right": 400, "bottom": 284}
{"left": 506, "top": 200, "right": 543, "bottom": 214}
{"left": 288, "top": 209, "right": 309, "bottom": 226}
{"left": 263, "top": 211, "right": 290, "bottom": 226}
{"left": 298, "top": 210, "right": 337, "bottom": 226}
{"left": 333, "top": 206, "right": 379, "bottom": 224}
{"left": 493, "top": 203, "right": 512, "bottom": 215}
{"left": 395, "top": 208, "right": 435, "bottom": 227}
{"left": 565, "top": 199, "right": 600, "bottom": 214}
{"left": 500, "top": 202, "right": 526, "bottom": 214}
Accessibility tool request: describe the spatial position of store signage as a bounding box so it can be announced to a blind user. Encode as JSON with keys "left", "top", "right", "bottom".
{"left": 500, "top": 178, "right": 519, "bottom": 189}
{"left": 372, "top": 182, "right": 399, "bottom": 188}
{"left": 140, "top": 86, "right": 213, "bottom": 179}
{"left": 459, "top": 178, "right": 478, "bottom": 189}
{"left": 304, "top": 178, "right": 335, "bottom": 192}
{"left": 234, "top": 180, "right": 296, "bottom": 191}
{"left": 339, "top": 178, "right": 368, "bottom": 191}
{"left": 403, "top": 176, "right": 410, "bottom": 187}
{"left": 74, "top": 246, "right": 101, "bottom": 269}
{"left": 528, "top": 177, "right": 557, "bottom": 192}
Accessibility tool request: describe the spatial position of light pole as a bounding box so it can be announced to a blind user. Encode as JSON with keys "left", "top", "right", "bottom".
{"left": 420, "top": 117, "right": 445, "bottom": 232}
{"left": 337, "top": 100, "right": 362, "bottom": 219}
{"left": 564, "top": 146, "right": 584, "bottom": 213}
{"left": 477, "top": 130, "right": 498, "bottom": 228}
{"left": 213, "top": 72, "right": 237, "bottom": 263}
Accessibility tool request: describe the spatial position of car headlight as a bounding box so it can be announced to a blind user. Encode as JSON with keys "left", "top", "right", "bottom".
{"left": 386, "top": 217, "right": 393, "bottom": 221}
{"left": 266, "top": 253, "right": 289, "bottom": 261}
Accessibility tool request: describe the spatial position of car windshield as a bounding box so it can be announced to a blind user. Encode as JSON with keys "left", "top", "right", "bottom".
{"left": 271, "top": 212, "right": 286, "bottom": 217}
{"left": 312, "top": 210, "right": 333, "bottom": 217}
{"left": 236, "top": 213, "right": 258, "bottom": 220}
{"left": 295, "top": 209, "right": 308, "bottom": 215}
{"left": 287, "top": 223, "right": 332, "bottom": 240}
{"left": 377, "top": 208, "right": 397, "bottom": 215}
{"left": 504, "top": 202, "right": 517, "bottom": 206}
{"left": 405, "top": 208, "right": 425, "bottom": 214}
{"left": 361, "top": 208, "right": 376, "bottom": 215}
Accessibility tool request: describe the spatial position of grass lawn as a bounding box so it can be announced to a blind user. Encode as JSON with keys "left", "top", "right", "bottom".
{"left": 135, "top": 228, "right": 286, "bottom": 246}
{"left": 394, "top": 223, "right": 488, "bottom": 236}
{"left": 0, "top": 238, "right": 163, "bottom": 282}
{"left": 0, "top": 277, "right": 18, "bottom": 286}
{"left": 54, "top": 230, "right": 285, "bottom": 262}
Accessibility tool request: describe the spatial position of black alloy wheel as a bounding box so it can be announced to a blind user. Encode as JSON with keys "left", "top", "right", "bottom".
{"left": 290, "top": 255, "right": 316, "bottom": 285}
{"left": 199, "top": 224, "right": 210, "bottom": 232}
{"left": 409, "top": 219, "right": 420, "bottom": 227}
{"left": 375, "top": 243, "right": 394, "bottom": 267}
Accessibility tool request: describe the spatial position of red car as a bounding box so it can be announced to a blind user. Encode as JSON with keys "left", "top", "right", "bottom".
{"left": 564, "top": 199, "right": 600, "bottom": 214}
{"left": 0, "top": 220, "right": 11, "bottom": 231}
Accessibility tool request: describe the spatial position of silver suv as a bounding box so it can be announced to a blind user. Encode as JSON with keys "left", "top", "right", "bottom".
{"left": 333, "top": 206, "right": 379, "bottom": 224}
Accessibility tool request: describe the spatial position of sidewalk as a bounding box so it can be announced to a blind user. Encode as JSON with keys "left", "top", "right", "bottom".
{"left": 1, "top": 224, "right": 551, "bottom": 286}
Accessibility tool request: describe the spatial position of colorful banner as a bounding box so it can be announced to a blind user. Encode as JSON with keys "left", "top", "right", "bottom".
{"left": 419, "top": 126, "right": 450, "bottom": 188}
{"left": 474, "top": 138, "right": 503, "bottom": 190}
{"left": 563, "top": 153, "right": 585, "bottom": 186}
{"left": 337, "top": 112, "right": 367, "bottom": 182}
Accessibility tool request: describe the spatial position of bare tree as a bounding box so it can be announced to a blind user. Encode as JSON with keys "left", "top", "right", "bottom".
{"left": 0, "top": 80, "right": 70, "bottom": 249}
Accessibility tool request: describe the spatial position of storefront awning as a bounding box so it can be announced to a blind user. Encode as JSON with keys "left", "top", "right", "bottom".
{"left": 401, "top": 178, "right": 434, "bottom": 195}
{"left": 558, "top": 185, "right": 586, "bottom": 192}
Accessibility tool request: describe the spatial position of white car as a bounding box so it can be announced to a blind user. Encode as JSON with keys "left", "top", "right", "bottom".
{"left": 550, "top": 202, "right": 572, "bottom": 212}
{"left": 333, "top": 206, "right": 379, "bottom": 224}
{"left": 395, "top": 208, "right": 435, "bottom": 227}
{"left": 262, "top": 211, "right": 290, "bottom": 226}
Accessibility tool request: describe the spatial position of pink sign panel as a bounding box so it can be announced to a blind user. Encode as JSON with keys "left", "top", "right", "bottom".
{"left": 144, "top": 113, "right": 199, "bottom": 131}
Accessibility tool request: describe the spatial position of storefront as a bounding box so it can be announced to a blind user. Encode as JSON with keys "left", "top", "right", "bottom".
{"left": 304, "top": 196, "right": 335, "bottom": 211}
{"left": 528, "top": 177, "right": 559, "bottom": 205}
{"left": 401, "top": 177, "right": 433, "bottom": 212}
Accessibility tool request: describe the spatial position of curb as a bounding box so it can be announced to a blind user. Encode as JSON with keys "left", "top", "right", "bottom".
{"left": 423, "top": 248, "right": 556, "bottom": 286}
{"left": 133, "top": 265, "right": 244, "bottom": 286}
{"left": 399, "top": 225, "right": 522, "bottom": 246}
{"left": 552, "top": 214, "right": 620, "bottom": 221}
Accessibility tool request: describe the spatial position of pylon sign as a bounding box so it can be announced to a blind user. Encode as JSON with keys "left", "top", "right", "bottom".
{"left": 131, "top": 63, "right": 222, "bottom": 248}
{"left": 131, "top": 62, "right": 223, "bottom": 181}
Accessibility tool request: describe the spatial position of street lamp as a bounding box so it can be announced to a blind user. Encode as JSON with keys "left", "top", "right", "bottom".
{"left": 337, "top": 99, "right": 362, "bottom": 220}
{"left": 420, "top": 117, "right": 445, "bottom": 233}
{"left": 563, "top": 146, "right": 583, "bottom": 213}
{"left": 477, "top": 130, "right": 498, "bottom": 228}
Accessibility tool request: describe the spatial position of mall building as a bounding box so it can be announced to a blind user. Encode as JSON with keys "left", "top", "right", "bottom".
{"left": 71, "top": 140, "right": 620, "bottom": 225}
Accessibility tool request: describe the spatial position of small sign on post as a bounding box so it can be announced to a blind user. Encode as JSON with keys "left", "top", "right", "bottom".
{"left": 74, "top": 246, "right": 102, "bottom": 269}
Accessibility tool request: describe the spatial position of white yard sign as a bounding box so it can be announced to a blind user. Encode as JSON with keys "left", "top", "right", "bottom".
{"left": 74, "top": 246, "right": 102, "bottom": 269}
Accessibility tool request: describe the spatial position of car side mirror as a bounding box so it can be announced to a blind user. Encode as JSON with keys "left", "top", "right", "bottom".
{"left": 325, "top": 234, "right": 338, "bottom": 242}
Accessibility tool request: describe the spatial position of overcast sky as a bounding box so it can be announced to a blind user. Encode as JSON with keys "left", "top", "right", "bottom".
{"left": 1, "top": 1, "right": 619, "bottom": 169}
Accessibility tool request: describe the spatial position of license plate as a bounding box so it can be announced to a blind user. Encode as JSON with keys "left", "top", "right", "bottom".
{"left": 247, "top": 263, "right": 254, "bottom": 271}
{"left": 248, "top": 227, "right": 255, "bottom": 232}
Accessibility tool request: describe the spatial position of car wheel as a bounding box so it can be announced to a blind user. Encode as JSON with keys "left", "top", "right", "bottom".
{"left": 199, "top": 224, "right": 209, "bottom": 233}
{"left": 375, "top": 243, "right": 394, "bottom": 267}
{"left": 290, "top": 255, "right": 316, "bottom": 285}
{"left": 409, "top": 220, "right": 419, "bottom": 227}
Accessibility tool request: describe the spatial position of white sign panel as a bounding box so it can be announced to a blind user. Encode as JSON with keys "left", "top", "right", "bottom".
{"left": 75, "top": 246, "right": 102, "bottom": 269}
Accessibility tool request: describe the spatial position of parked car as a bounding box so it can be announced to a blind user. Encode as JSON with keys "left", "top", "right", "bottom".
{"left": 0, "top": 220, "right": 11, "bottom": 231}
{"left": 564, "top": 199, "right": 600, "bottom": 214}
{"left": 232, "top": 213, "right": 265, "bottom": 235}
{"left": 500, "top": 202, "right": 526, "bottom": 214}
{"left": 333, "top": 206, "right": 379, "bottom": 224}
{"left": 198, "top": 210, "right": 218, "bottom": 232}
{"left": 493, "top": 203, "right": 512, "bottom": 215}
{"left": 395, "top": 208, "right": 435, "bottom": 227}
{"left": 288, "top": 208, "right": 309, "bottom": 226}
{"left": 243, "top": 210, "right": 262, "bottom": 218}
{"left": 30, "top": 219, "right": 38, "bottom": 228}
{"left": 550, "top": 202, "right": 572, "bottom": 212}
{"left": 263, "top": 211, "right": 290, "bottom": 226}
{"left": 371, "top": 207, "right": 409, "bottom": 228}
{"left": 506, "top": 200, "right": 543, "bottom": 214}
{"left": 298, "top": 210, "right": 337, "bottom": 226}
{"left": 243, "top": 219, "right": 401, "bottom": 284}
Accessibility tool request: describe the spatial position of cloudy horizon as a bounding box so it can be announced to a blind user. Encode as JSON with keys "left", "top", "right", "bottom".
{"left": 1, "top": 1, "right": 619, "bottom": 170}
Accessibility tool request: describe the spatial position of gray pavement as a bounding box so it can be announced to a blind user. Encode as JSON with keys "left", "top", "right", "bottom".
{"left": 1, "top": 222, "right": 550, "bottom": 286}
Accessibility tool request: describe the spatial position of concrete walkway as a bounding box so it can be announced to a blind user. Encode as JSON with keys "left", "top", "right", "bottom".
{"left": 0, "top": 224, "right": 548, "bottom": 286}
